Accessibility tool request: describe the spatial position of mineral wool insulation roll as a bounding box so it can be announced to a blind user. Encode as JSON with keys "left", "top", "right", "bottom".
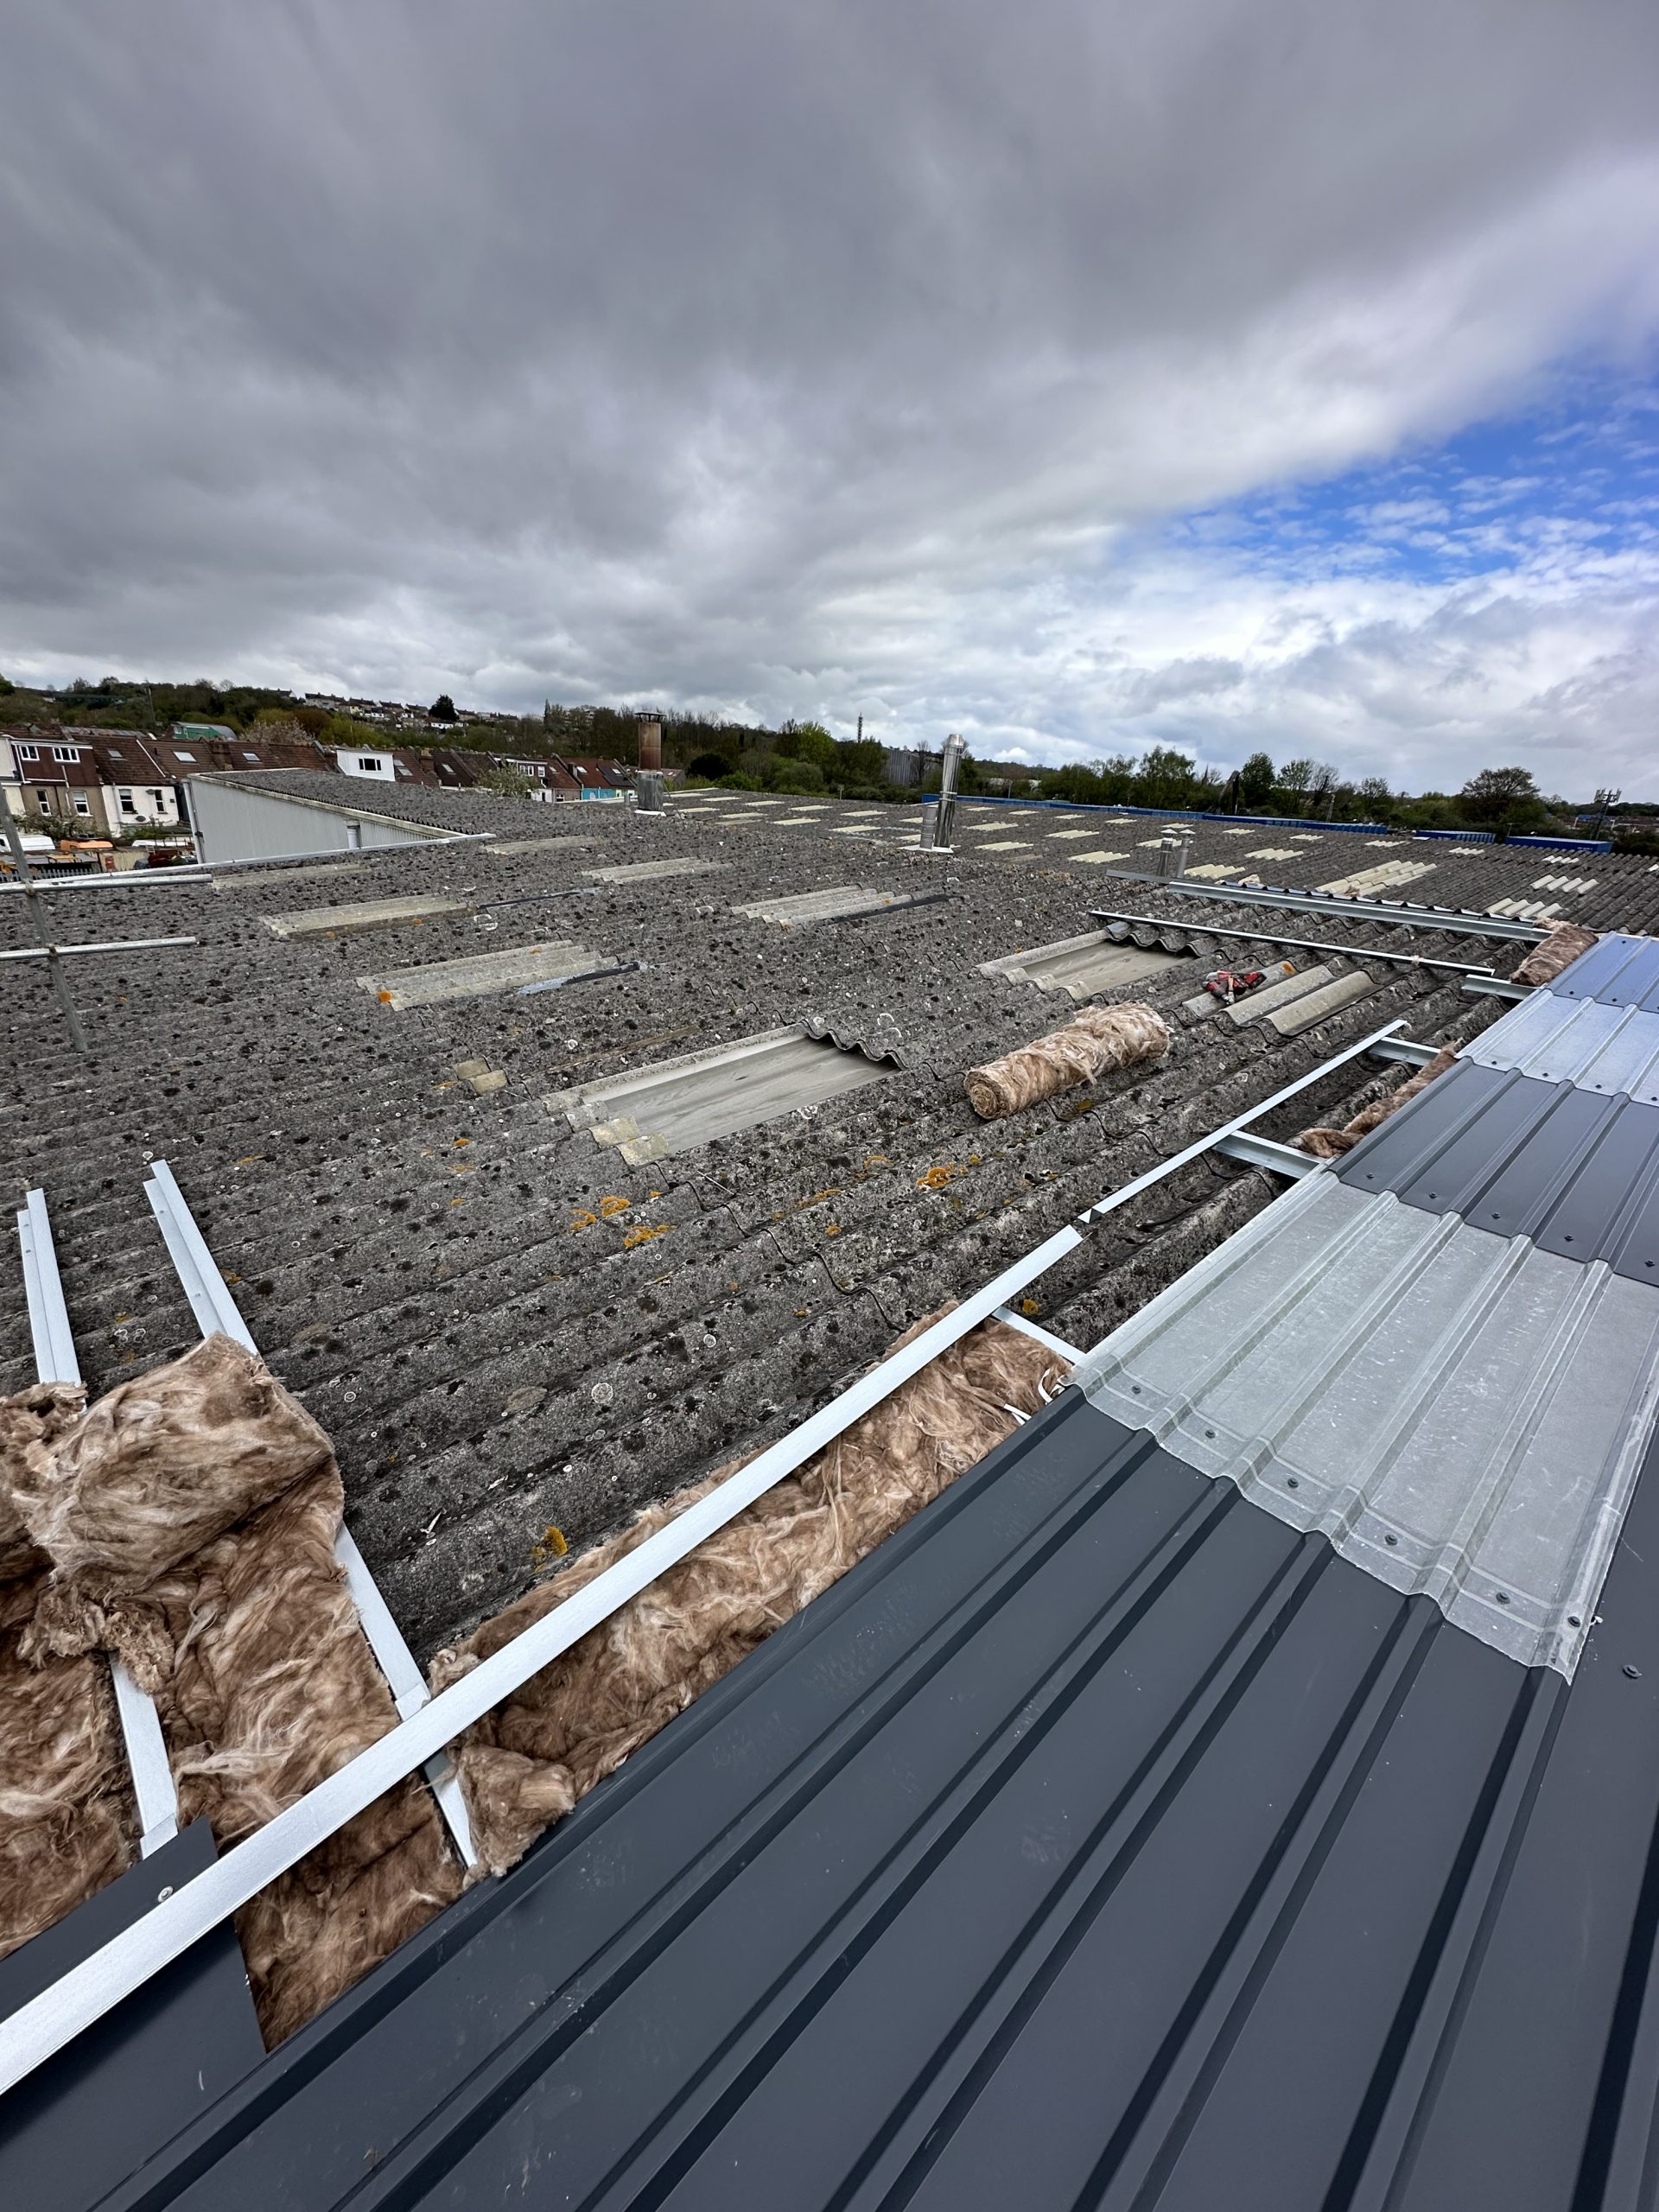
{"left": 0, "top": 1337, "right": 462, "bottom": 2044}
{"left": 963, "top": 1001, "right": 1171, "bottom": 1119}
{"left": 1511, "top": 921, "right": 1599, "bottom": 988}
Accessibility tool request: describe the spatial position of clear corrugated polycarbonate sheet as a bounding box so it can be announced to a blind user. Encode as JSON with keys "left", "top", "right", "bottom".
{"left": 1071, "top": 1173, "right": 1659, "bottom": 1675}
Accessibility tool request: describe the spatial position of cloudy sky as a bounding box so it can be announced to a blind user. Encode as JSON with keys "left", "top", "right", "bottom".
{"left": 3, "top": 2, "right": 1658, "bottom": 793}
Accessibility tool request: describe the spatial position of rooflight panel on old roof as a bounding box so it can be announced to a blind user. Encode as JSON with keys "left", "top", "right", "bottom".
{"left": 545, "top": 1027, "right": 895, "bottom": 1162}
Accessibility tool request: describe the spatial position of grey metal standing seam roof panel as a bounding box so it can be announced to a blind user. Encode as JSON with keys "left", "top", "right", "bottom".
{"left": 1336, "top": 1060, "right": 1659, "bottom": 1281}
{"left": 35, "top": 1390, "right": 1659, "bottom": 2212}
{"left": 1459, "top": 989, "right": 1659, "bottom": 1102}
{"left": 0, "top": 1821, "right": 263, "bottom": 2212}
{"left": 1541, "top": 931, "right": 1659, "bottom": 1009}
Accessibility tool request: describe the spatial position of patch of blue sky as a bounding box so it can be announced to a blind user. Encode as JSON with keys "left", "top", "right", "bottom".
{"left": 1165, "top": 364, "right": 1659, "bottom": 588}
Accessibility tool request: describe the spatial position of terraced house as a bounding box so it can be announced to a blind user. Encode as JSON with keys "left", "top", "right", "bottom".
{"left": 4, "top": 777, "right": 1659, "bottom": 2210}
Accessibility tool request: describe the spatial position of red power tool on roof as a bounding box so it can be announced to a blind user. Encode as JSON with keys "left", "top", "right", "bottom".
{"left": 1200, "top": 966, "right": 1266, "bottom": 1004}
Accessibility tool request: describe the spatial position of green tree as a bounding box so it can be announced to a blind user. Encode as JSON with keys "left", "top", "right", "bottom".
{"left": 840, "top": 736, "right": 887, "bottom": 784}
{"left": 1459, "top": 766, "right": 1548, "bottom": 830}
{"left": 775, "top": 719, "right": 837, "bottom": 773}
{"left": 429, "top": 693, "right": 459, "bottom": 724}
{"left": 1238, "top": 751, "right": 1274, "bottom": 809}
{"left": 1276, "top": 758, "right": 1317, "bottom": 812}
{"left": 480, "top": 765, "right": 537, "bottom": 796}
{"left": 764, "top": 753, "right": 826, "bottom": 793}
{"left": 1134, "top": 747, "right": 1196, "bottom": 806}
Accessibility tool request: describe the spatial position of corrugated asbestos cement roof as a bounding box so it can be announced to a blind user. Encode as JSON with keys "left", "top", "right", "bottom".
{"left": 14, "top": 935, "right": 1659, "bottom": 2210}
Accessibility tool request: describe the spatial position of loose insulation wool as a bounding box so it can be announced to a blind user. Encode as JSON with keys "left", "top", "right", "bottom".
{"left": 1511, "top": 922, "right": 1599, "bottom": 988}
{"left": 963, "top": 1002, "right": 1171, "bottom": 1120}
{"left": 0, "top": 1381, "right": 83, "bottom": 1583}
{"left": 10, "top": 1334, "right": 334, "bottom": 1624}
{"left": 0, "top": 1381, "right": 137, "bottom": 1961}
{"left": 0, "top": 1569, "right": 135, "bottom": 1962}
{"left": 429, "top": 1316, "right": 1070, "bottom": 1878}
{"left": 1293, "top": 1043, "right": 1460, "bottom": 1159}
{"left": 3, "top": 1337, "right": 461, "bottom": 2042}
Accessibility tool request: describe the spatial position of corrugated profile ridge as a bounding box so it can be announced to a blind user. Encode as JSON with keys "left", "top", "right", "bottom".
{"left": 1071, "top": 1173, "right": 1659, "bottom": 1675}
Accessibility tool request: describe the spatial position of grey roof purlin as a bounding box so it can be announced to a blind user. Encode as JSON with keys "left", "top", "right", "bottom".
{"left": 9, "top": 791, "right": 1659, "bottom": 2209}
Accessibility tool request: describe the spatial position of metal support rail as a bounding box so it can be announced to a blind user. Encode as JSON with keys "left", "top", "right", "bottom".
{"left": 1369, "top": 1036, "right": 1439, "bottom": 1067}
{"left": 1211, "top": 1130, "right": 1317, "bottom": 1179}
{"left": 1463, "top": 974, "right": 1531, "bottom": 1003}
{"left": 15, "top": 1191, "right": 181, "bottom": 1858}
{"left": 1080, "top": 1020, "right": 1408, "bottom": 1218}
{"left": 0, "top": 935, "right": 197, "bottom": 962}
{"left": 0, "top": 869, "right": 214, "bottom": 894}
{"left": 989, "top": 1307, "right": 1083, "bottom": 1361}
{"left": 0, "top": 1016, "right": 1430, "bottom": 2092}
{"left": 1085, "top": 907, "right": 1497, "bottom": 978}
{"left": 1135, "top": 876, "right": 1550, "bottom": 944}
{"left": 141, "top": 1161, "right": 478, "bottom": 1872}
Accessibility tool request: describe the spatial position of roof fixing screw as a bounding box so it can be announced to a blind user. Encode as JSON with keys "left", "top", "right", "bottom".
{"left": 156, "top": 1885, "right": 174, "bottom": 1903}
{"left": 1626, "top": 1665, "right": 1643, "bottom": 1681}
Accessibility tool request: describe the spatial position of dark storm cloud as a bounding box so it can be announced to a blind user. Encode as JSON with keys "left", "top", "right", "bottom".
{"left": 2, "top": 0, "right": 1658, "bottom": 784}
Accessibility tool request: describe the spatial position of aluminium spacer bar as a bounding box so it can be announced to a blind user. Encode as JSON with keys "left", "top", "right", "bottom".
{"left": 1367, "top": 1035, "right": 1439, "bottom": 1067}
{"left": 143, "top": 1162, "right": 477, "bottom": 1870}
{"left": 1139, "top": 876, "right": 1549, "bottom": 943}
{"left": 0, "top": 936, "right": 198, "bottom": 961}
{"left": 1077, "top": 1018, "right": 1408, "bottom": 1221}
{"left": 990, "top": 1306, "right": 1083, "bottom": 1361}
{"left": 18, "top": 1189, "right": 80, "bottom": 1387}
{"left": 1085, "top": 906, "right": 1496, "bottom": 977}
{"left": 0, "top": 1215, "right": 1089, "bottom": 2095}
{"left": 1211, "top": 1130, "right": 1318, "bottom": 1179}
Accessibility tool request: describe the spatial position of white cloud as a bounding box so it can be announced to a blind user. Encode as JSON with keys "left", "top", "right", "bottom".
{"left": 1, "top": 1, "right": 1657, "bottom": 792}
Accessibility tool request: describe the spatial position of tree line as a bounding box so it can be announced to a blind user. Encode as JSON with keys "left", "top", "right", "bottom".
{"left": 0, "top": 671, "right": 1626, "bottom": 839}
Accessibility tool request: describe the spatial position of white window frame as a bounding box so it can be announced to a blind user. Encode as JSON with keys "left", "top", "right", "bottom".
{"left": 51, "top": 746, "right": 80, "bottom": 764}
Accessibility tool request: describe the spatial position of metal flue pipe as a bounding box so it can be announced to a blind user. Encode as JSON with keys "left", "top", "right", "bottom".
{"left": 934, "top": 733, "right": 965, "bottom": 849}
